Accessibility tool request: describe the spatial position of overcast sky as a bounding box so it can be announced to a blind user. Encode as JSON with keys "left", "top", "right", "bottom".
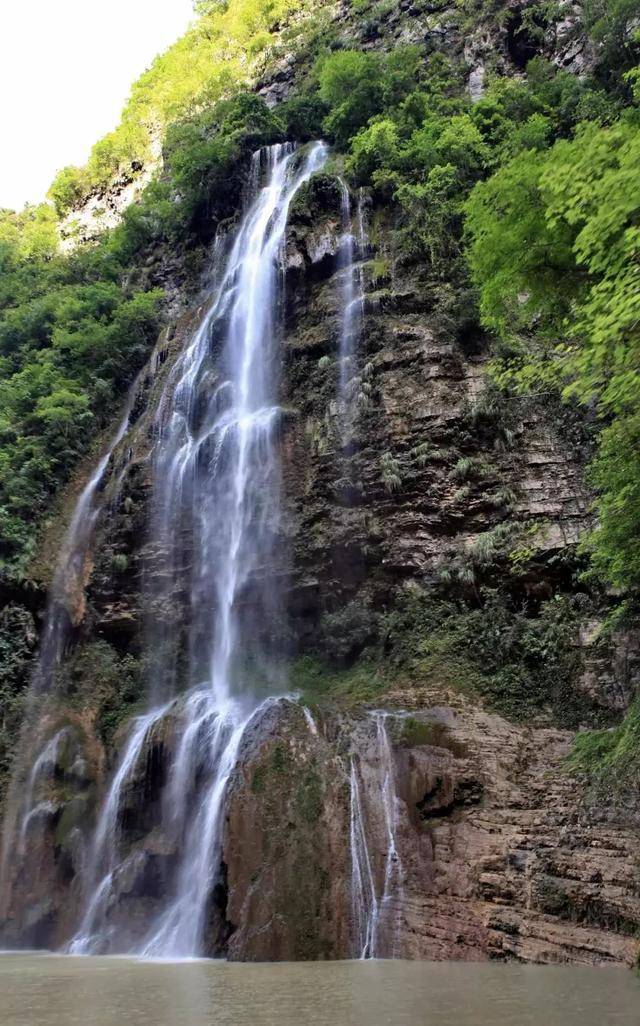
{"left": 0, "top": 0, "right": 194, "bottom": 210}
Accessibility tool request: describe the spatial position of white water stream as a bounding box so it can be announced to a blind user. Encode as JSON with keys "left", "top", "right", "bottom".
{"left": 0, "top": 399, "right": 134, "bottom": 893}
{"left": 350, "top": 712, "right": 404, "bottom": 959}
{"left": 68, "top": 142, "right": 328, "bottom": 957}
{"left": 337, "top": 180, "right": 366, "bottom": 424}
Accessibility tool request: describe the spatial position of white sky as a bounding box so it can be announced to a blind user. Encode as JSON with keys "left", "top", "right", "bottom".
{"left": 0, "top": 0, "right": 194, "bottom": 210}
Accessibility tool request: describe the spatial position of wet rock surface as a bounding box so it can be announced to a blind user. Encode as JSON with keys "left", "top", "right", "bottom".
{"left": 222, "top": 697, "right": 640, "bottom": 966}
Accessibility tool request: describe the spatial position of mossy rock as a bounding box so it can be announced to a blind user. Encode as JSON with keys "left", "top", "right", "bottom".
{"left": 54, "top": 794, "right": 91, "bottom": 852}
{"left": 393, "top": 716, "right": 467, "bottom": 757}
{"left": 289, "top": 173, "right": 343, "bottom": 225}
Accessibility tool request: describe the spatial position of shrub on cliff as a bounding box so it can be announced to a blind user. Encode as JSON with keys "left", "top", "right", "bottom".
{"left": 465, "top": 116, "right": 640, "bottom": 588}
{"left": 48, "top": 0, "right": 315, "bottom": 215}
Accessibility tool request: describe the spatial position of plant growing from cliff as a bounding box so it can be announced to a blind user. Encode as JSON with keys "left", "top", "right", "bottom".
{"left": 320, "top": 600, "right": 379, "bottom": 665}
{"left": 289, "top": 655, "right": 386, "bottom": 708}
{"left": 0, "top": 605, "right": 37, "bottom": 796}
{"left": 411, "top": 442, "right": 435, "bottom": 469}
{"left": 57, "top": 642, "right": 144, "bottom": 746}
{"left": 568, "top": 699, "right": 640, "bottom": 796}
{"left": 466, "top": 116, "right": 640, "bottom": 589}
{"left": 451, "top": 455, "right": 490, "bottom": 483}
{"left": 380, "top": 584, "right": 597, "bottom": 725}
{"left": 469, "top": 522, "right": 517, "bottom": 567}
{"left": 380, "top": 451, "right": 402, "bottom": 493}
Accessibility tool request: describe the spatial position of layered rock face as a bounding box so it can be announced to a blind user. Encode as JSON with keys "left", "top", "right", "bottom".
{"left": 7, "top": 690, "right": 639, "bottom": 964}
{"left": 1, "top": 86, "right": 639, "bottom": 962}
{"left": 222, "top": 696, "right": 640, "bottom": 965}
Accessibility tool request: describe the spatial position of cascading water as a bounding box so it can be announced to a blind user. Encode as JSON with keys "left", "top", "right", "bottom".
{"left": 0, "top": 403, "right": 134, "bottom": 896}
{"left": 17, "top": 728, "right": 69, "bottom": 854}
{"left": 36, "top": 405, "right": 133, "bottom": 695}
{"left": 349, "top": 712, "right": 404, "bottom": 959}
{"left": 374, "top": 712, "right": 404, "bottom": 957}
{"left": 349, "top": 756, "right": 377, "bottom": 959}
{"left": 68, "top": 141, "right": 328, "bottom": 958}
{"left": 68, "top": 704, "right": 171, "bottom": 954}
{"left": 337, "top": 180, "right": 366, "bottom": 425}
{"left": 302, "top": 706, "right": 319, "bottom": 737}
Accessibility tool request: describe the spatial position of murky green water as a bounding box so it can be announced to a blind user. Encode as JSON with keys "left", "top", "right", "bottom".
{"left": 0, "top": 954, "right": 638, "bottom": 1026}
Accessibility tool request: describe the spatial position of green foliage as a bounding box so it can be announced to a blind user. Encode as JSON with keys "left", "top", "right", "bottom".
{"left": 581, "top": 0, "right": 640, "bottom": 95}
{"left": 380, "top": 585, "right": 597, "bottom": 725}
{"left": 393, "top": 717, "right": 456, "bottom": 750}
{"left": 162, "top": 92, "right": 285, "bottom": 239}
{"left": 466, "top": 115, "right": 640, "bottom": 588}
{"left": 0, "top": 270, "right": 163, "bottom": 577}
{"left": 465, "top": 150, "right": 576, "bottom": 340}
{"left": 48, "top": 167, "right": 91, "bottom": 219}
{"left": 316, "top": 47, "right": 617, "bottom": 280}
{"left": 0, "top": 604, "right": 37, "bottom": 795}
{"left": 292, "top": 575, "right": 599, "bottom": 726}
{"left": 380, "top": 451, "right": 402, "bottom": 493}
{"left": 48, "top": 0, "right": 311, "bottom": 215}
{"left": 290, "top": 655, "right": 387, "bottom": 708}
{"left": 587, "top": 416, "right": 640, "bottom": 586}
{"left": 277, "top": 93, "right": 328, "bottom": 142}
{"left": 568, "top": 699, "right": 640, "bottom": 793}
{"left": 318, "top": 50, "right": 386, "bottom": 146}
{"left": 319, "top": 600, "right": 379, "bottom": 664}
{"left": 58, "top": 641, "right": 143, "bottom": 745}
{"left": 451, "top": 455, "right": 489, "bottom": 483}
{"left": 0, "top": 205, "right": 58, "bottom": 265}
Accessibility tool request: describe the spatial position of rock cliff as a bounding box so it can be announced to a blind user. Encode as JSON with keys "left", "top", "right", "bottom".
{"left": 1, "top": 0, "right": 639, "bottom": 968}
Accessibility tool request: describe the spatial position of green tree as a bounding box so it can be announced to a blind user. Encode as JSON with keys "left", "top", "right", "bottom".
{"left": 465, "top": 116, "right": 640, "bottom": 588}
{"left": 318, "top": 50, "right": 384, "bottom": 146}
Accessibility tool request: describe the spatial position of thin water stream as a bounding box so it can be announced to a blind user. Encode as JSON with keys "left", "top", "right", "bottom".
{"left": 337, "top": 179, "right": 366, "bottom": 427}
{"left": 1, "top": 955, "right": 638, "bottom": 1026}
{"left": 349, "top": 712, "right": 404, "bottom": 959}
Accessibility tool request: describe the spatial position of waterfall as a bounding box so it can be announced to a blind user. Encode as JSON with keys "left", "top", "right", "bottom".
{"left": 0, "top": 400, "right": 134, "bottom": 899}
{"left": 374, "top": 712, "right": 404, "bottom": 957}
{"left": 68, "top": 141, "right": 328, "bottom": 958}
{"left": 17, "top": 728, "right": 69, "bottom": 853}
{"left": 349, "top": 756, "right": 377, "bottom": 959}
{"left": 36, "top": 405, "right": 132, "bottom": 693}
{"left": 302, "top": 706, "right": 319, "bottom": 736}
{"left": 349, "top": 712, "right": 404, "bottom": 959}
{"left": 337, "top": 180, "right": 366, "bottom": 426}
{"left": 139, "top": 699, "right": 268, "bottom": 957}
{"left": 68, "top": 705, "right": 171, "bottom": 954}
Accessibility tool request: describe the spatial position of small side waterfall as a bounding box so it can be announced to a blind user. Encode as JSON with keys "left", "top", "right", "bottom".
{"left": 0, "top": 401, "right": 134, "bottom": 896}
{"left": 17, "top": 728, "right": 69, "bottom": 854}
{"left": 375, "top": 712, "right": 404, "bottom": 956}
{"left": 36, "top": 405, "right": 133, "bottom": 693}
{"left": 349, "top": 712, "right": 404, "bottom": 959}
{"left": 349, "top": 756, "right": 377, "bottom": 959}
{"left": 337, "top": 180, "right": 366, "bottom": 427}
{"left": 67, "top": 141, "right": 328, "bottom": 958}
{"left": 302, "top": 706, "right": 319, "bottom": 736}
{"left": 68, "top": 705, "right": 171, "bottom": 954}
